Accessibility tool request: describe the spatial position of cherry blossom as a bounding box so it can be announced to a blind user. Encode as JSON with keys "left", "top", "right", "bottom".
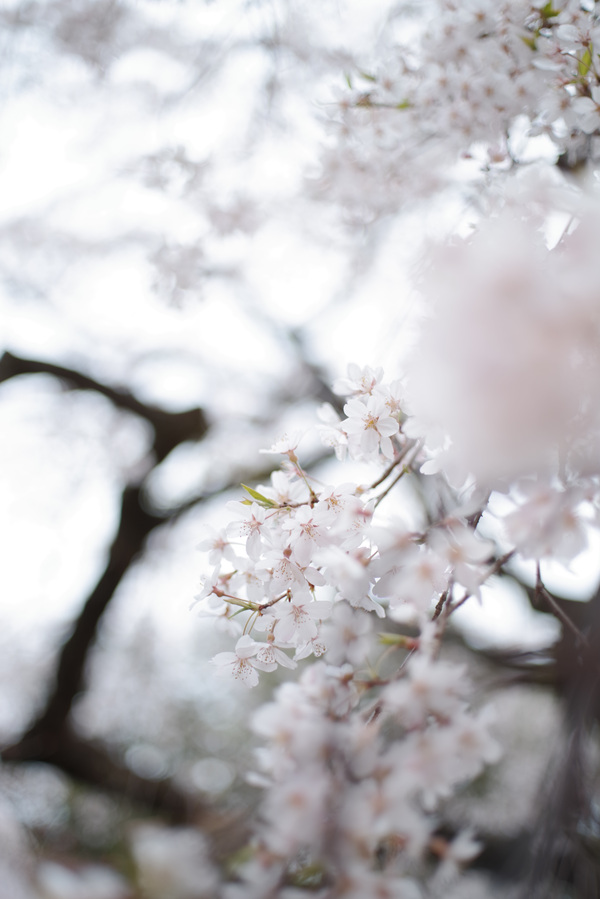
{"left": 226, "top": 502, "right": 268, "bottom": 562}
{"left": 343, "top": 395, "right": 400, "bottom": 460}
{"left": 270, "top": 594, "right": 333, "bottom": 645}
{"left": 333, "top": 363, "right": 384, "bottom": 397}
{"left": 196, "top": 524, "right": 237, "bottom": 566}
{"left": 199, "top": 360, "right": 508, "bottom": 894}
{"left": 212, "top": 635, "right": 268, "bottom": 688}
{"left": 279, "top": 504, "right": 334, "bottom": 568}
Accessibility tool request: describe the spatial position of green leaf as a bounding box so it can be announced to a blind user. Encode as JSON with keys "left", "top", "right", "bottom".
{"left": 359, "top": 70, "right": 377, "bottom": 82}
{"left": 521, "top": 35, "right": 537, "bottom": 51}
{"left": 396, "top": 99, "right": 411, "bottom": 110}
{"left": 540, "top": 2, "right": 559, "bottom": 18}
{"left": 378, "top": 632, "right": 414, "bottom": 647}
{"left": 290, "top": 863, "right": 326, "bottom": 888}
{"left": 224, "top": 845, "right": 255, "bottom": 877}
{"left": 579, "top": 45, "right": 593, "bottom": 79}
{"left": 241, "top": 484, "right": 277, "bottom": 507}
{"left": 344, "top": 72, "right": 353, "bottom": 90}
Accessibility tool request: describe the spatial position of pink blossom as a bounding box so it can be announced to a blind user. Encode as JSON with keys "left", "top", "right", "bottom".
{"left": 212, "top": 635, "right": 264, "bottom": 688}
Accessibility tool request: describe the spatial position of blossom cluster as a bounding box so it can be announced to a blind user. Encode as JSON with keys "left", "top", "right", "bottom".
{"left": 405, "top": 173, "right": 600, "bottom": 562}
{"left": 318, "top": 0, "right": 600, "bottom": 219}
{"left": 224, "top": 658, "right": 498, "bottom": 899}
{"left": 197, "top": 367, "right": 498, "bottom": 680}
{"left": 197, "top": 365, "right": 508, "bottom": 894}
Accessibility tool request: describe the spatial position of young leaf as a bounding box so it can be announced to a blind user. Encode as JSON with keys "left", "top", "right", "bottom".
{"left": 579, "top": 45, "right": 593, "bottom": 79}
{"left": 540, "top": 2, "right": 559, "bottom": 18}
{"left": 241, "top": 484, "right": 277, "bottom": 507}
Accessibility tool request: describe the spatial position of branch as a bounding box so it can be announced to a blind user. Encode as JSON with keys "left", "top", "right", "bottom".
{"left": 4, "top": 485, "right": 164, "bottom": 757}
{"left": 3, "top": 726, "right": 202, "bottom": 824}
{"left": 0, "top": 351, "right": 208, "bottom": 462}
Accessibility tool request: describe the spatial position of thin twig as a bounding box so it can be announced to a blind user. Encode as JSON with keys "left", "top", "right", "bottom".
{"left": 370, "top": 456, "right": 404, "bottom": 490}
{"left": 373, "top": 442, "right": 422, "bottom": 509}
{"left": 369, "top": 439, "right": 416, "bottom": 490}
{"left": 445, "top": 550, "right": 516, "bottom": 617}
{"left": 536, "top": 564, "right": 589, "bottom": 650}
{"left": 432, "top": 588, "right": 450, "bottom": 622}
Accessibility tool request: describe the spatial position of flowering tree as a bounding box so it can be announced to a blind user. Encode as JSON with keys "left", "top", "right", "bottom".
{"left": 3, "top": 1, "right": 600, "bottom": 897}
{"left": 195, "top": 2, "right": 600, "bottom": 897}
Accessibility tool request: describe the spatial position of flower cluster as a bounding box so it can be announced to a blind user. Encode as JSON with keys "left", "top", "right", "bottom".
{"left": 197, "top": 365, "right": 509, "bottom": 894}
{"left": 317, "top": 0, "right": 600, "bottom": 220}
{"left": 404, "top": 175, "right": 600, "bottom": 562}
{"left": 224, "top": 658, "right": 498, "bottom": 899}
{"left": 197, "top": 366, "right": 499, "bottom": 673}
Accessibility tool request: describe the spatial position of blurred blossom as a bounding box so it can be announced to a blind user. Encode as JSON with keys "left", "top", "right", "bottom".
{"left": 129, "top": 824, "right": 220, "bottom": 899}
{"left": 406, "top": 181, "right": 600, "bottom": 499}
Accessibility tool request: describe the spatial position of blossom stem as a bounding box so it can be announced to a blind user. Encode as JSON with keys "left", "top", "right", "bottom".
{"left": 535, "top": 564, "right": 589, "bottom": 649}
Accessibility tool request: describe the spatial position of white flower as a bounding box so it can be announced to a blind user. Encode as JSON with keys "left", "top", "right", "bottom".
{"left": 503, "top": 482, "right": 588, "bottom": 562}
{"left": 196, "top": 524, "right": 238, "bottom": 566}
{"left": 280, "top": 504, "right": 334, "bottom": 568}
{"left": 316, "top": 402, "right": 348, "bottom": 460}
{"left": 432, "top": 829, "right": 482, "bottom": 887}
{"left": 259, "top": 431, "right": 303, "bottom": 460}
{"left": 260, "top": 469, "right": 309, "bottom": 506}
{"left": 343, "top": 395, "right": 399, "bottom": 460}
{"left": 573, "top": 86, "right": 600, "bottom": 134}
{"left": 316, "top": 545, "right": 373, "bottom": 606}
{"left": 262, "top": 766, "right": 330, "bottom": 855}
{"left": 230, "top": 557, "right": 267, "bottom": 604}
{"left": 428, "top": 524, "right": 493, "bottom": 595}
{"left": 212, "top": 635, "right": 264, "bottom": 687}
{"left": 130, "top": 824, "right": 219, "bottom": 899}
{"left": 226, "top": 502, "right": 268, "bottom": 562}
{"left": 272, "top": 594, "right": 333, "bottom": 644}
{"left": 383, "top": 655, "right": 469, "bottom": 729}
{"left": 374, "top": 377, "right": 404, "bottom": 420}
{"left": 375, "top": 544, "right": 448, "bottom": 619}
{"left": 326, "top": 865, "right": 422, "bottom": 899}
{"left": 333, "top": 363, "right": 384, "bottom": 397}
{"left": 258, "top": 540, "right": 324, "bottom": 598}
{"left": 255, "top": 640, "right": 297, "bottom": 671}
{"left": 322, "top": 603, "right": 373, "bottom": 666}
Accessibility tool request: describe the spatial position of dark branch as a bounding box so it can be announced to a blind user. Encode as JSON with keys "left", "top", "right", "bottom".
{"left": 0, "top": 351, "right": 208, "bottom": 462}
{"left": 3, "top": 726, "right": 202, "bottom": 824}
{"left": 0, "top": 352, "right": 212, "bottom": 800}
{"left": 5, "top": 485, "right": 163, "bottom": 757}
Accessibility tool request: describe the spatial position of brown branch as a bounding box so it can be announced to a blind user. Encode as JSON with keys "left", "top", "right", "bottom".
{"left": 4, "top": 726, "right": 202, "bottom": 824}
{"left": 523, "top": 583, "right": 600, "bottom": 896}
{"left": 0, "top": 351, "right": 208, "bottom": 462}
{"left": 0, "top": 353, "right": 211, "bottom": 807}
{"left": 4, "top": 485, "right": 164, "bottom": 758}
{"left": 0, "top": 480, "right": 206, "bottom": 822}
{"left": 535, "top": 566, "right": 589, "bottom": 651}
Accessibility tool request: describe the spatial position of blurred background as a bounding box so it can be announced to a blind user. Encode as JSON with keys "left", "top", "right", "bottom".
{"left": 0, "top": 2, "right": 584, "bottom": 897}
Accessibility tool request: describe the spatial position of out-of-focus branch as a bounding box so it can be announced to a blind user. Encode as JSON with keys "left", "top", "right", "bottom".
{"left": 4, "top": 727, "right": 202, "bottom": 824}
{"left": 5, "top": 485, "right": 163, "bottom": 759}
{"left": 523, "top": 585, "right": 600, "bottom": 897}
{"left": 0, "top": 351, "right": 208, "bottom": 462}
{"left": 0, "top": 351, "right": 213, "bottom": 818}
